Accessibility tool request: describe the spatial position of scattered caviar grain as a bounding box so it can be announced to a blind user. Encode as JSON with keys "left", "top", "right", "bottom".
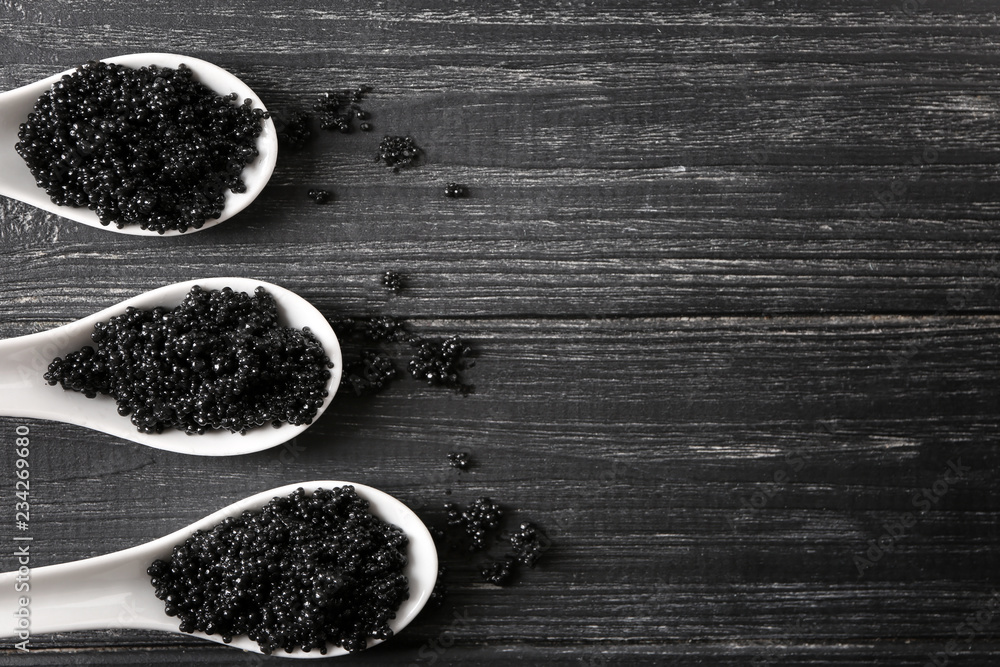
{"left": 329, "top": 315, "right": 473, "bottom": 396}
{"left": 327, "top": 277, "right": 476, "bottom": 398}
{"left": 315, "top": 87, "right": 372, "bottom": 134}
{"left": 366, "top": 316, "right": 411, "bottom": 343}
{"left": 444, "top": 183, "right": 467, "bottom": 198}
{"left": 147, "top": 486, "right": 409, "bottom": 654}
{"left": 16, "top": 61, "right": 268, "bottom": 233}
{"left": 341, "top": 350, "right": 396, "bottom": 396}
{"left": 427, "top": 564, "right": 448, "bottom": 608}
{"left": 481, "top": 556, "right": 517, "bottom": 587}
{"left": 331, "top": 315, "right": 410, "bottom": 344}
{"left": 308, "top": 188, "right": 332, "bottom": 204}
{"left": 360, "top": 122, "right": 373, "bottom": 132}
{"left": 329, "top": 315, "right": 411, "bottom": 396}
{"left": 44, "top": 286, "right": 333, "bottom": 435}
{"left": 382, "top": 271, "right": 404, "bottom": 294}
{"left": 445, "top": 497, "right": 503, "bottom": 552}
{"left": 376, "top": 135, "right": 420, "bottom": 171}
{"left": 274, "top": 110, "right": 312, "bottom": 150}
{"left": 408, "top": 335, "right": 474, "bottom": 392}
{"left": 447, "top": 451, "right": 470, "bottom": 470}
{"left": 429, "top": 493, "right": 550, "bottom": 598}
{"left": 509, "top": 522, "right": 546, "bottom": 568}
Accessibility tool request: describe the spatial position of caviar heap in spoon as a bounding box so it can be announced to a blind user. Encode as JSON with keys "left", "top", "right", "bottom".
{"left": 0, "top": 278, "right": 341, "bottom": 455}
{"left": 0, "top": 53, "right": 277, "bottom": 235}
{"left": 0, "top": 481, "right": 439, "bottom": 657}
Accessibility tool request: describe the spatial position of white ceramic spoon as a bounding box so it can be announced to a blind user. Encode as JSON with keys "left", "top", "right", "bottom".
{"left": 0, "top": 277, "right": 342, "bottom": 456}
{"left": 0, "top": 481, "right": 439, "bottom": 658}
{"left": 0, "top": 52, "right": 278, "bottom": 235}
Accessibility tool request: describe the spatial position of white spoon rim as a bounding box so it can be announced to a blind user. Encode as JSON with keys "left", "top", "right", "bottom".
{"left": 0, "top": 52, "right": 277, "bottom": 236}
{"left": 0, "top": 481, "right": 438, "bottom": 658}
{"left": 0, "top": 278, "right": 342, "bottom": 456}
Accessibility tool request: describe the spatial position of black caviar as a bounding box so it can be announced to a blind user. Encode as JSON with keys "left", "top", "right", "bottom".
{"left": 361, "top": 315, "right": 411, "bottom": 342}
{"left": 341, "top": 350, "right": 396, "bottom": 397}
{"left": 148, "top": 486, "right": 409, "bottom": 654}
{"left": 481, "top": 556, "right": 517, "bottom": 587}
{"left": 274, "top": 110, "right": 312, "bottom": 150}
{"left": 44, "top": 286, "right": 333, "bottom": 435}
{"left": 408, "top": 335, "right": 474, "bottom": 391}
{"left": 447, "top": 451, "right": 470, "bottom": 470}
{"left": 308, "top": 188, "right": 332, "bottom": 204}
{"left": 427, "top": 564, "right": 448, "bottom": 609}
{"left": 382, "top": 270, "right": 404, "bottom": 294}
{"left": 331, "top": 315, "right": 411, "bottom": 345}
{"left": 330, "top": 312, "right": 474, "bottom": 396}
{"left": 16, "top": 61, "right": 268, "bottom": 233}
{"left": 444, "top": 183, "right": 467, "bottom": 198}
{"left": 430, "top": 495, "right": 549, "bottom": 594}
{"left": 509, "top": 522, "right": 546, "bottom": 568}
{"left": 445, "top": 497, "right": 503, "bottom": 553}
{"left": 315, "top": 87, "right": 372, "bottom": 134}
{"left": 376, "top": 135, "right": 420, "bottom": 171}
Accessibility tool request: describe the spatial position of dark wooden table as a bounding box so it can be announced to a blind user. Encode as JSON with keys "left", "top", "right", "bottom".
{"left": 2, "top": 1, "right": 1000, "bottom": 665}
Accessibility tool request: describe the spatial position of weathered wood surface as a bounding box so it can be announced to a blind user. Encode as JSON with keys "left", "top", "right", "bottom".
{"left": 1, "top": 1, "right": 1000, "bottom": 665}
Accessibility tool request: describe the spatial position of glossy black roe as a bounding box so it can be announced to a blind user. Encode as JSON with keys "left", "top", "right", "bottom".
{"left": 408, "top": 335, "right": 473, "bottom": 391}
{"left": 15, "top": 61, "right": 268, "bottom": 233}
{"left": 307, "top": 188, "right": 332, "bottom": 204}
{"left": 314, "top": 87, "right": 372, "bottom": 134}
{"left": 341, "top": 351, "right": 396, "bottom": 396}
{"left": 274, "top": 109, "right": 312, "bottom": 150}
{"left": 481, "top": 556, "right": 517, "bottom": 586}
{"left": 445, "top": 497, "right": 503, "bottom": 552}
{"left": 147, "top": 486, "right": 409, "bottom": 654}
{"left": 44, "top": 286, "right": 333, "bottom": 435}
{"left": 509, "top": 522, "right": 546, "bottom": 568}
{"left": 382, "top": 271, "right": 404, "bottom": 294}
{"left": 376, "top": 135, "right": 420, "bottom": 171}
{"left": 447, "top": 451, "right": 470, "bottom": 470}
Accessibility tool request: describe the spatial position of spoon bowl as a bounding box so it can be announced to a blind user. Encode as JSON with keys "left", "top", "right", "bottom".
{"left": 0, "top": 481, "right": 438, "bottom": 657}
{"left": 0, "top": 53, "right": 277, "bottom": 235}
{"left": 0, "top": 278, "right": 342, "bottom": 455}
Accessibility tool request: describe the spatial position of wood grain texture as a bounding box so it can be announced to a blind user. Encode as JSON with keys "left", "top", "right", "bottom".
{"left": 0, "top": 0, "right": 999, "bottom": 665}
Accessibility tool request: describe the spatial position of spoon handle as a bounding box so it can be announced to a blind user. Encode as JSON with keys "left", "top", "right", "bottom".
{"left": 0, "top": 330, "right": 62, "bottom": 419}
{"left": 0, "top": 326, "right": 93, "bottom": 422}
{"left": 0, "top": 544, "right": 170, "bottom": 636}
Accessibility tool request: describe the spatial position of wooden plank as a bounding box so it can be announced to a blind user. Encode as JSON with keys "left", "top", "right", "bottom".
{"left": 0, "top": 315, "right": 997, "bottom": 662}
{"left": 1, "top": 1, "right": 999, "bottom": 664}
{"left": 0, "top": 8, "right": 998, "bottom": 316}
